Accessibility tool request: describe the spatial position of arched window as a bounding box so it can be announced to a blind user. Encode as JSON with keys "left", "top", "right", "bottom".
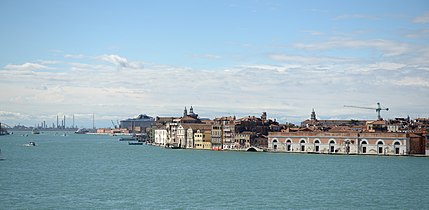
{"left": 314, "top": 140, "right": 320, "bottom": 152}
{"left": 286, "top": 140, "right": 292, "bottom": 151}
{"left": 361, "top": 141, "right": 367, "bottom": 153}
{"left": 377, "top": 141, "right": 384, "bottom": 154}
{"left": 300, "top": 140, "right": 306, "bottom": 152}
{"left": 394, "top": 141, "right": 401, "bottom": 155}
{"left": 272, "top": 139, "right": 278, "bottom": 150}
{"left": 329, "top": 140, "right": 335, "bottom": 153}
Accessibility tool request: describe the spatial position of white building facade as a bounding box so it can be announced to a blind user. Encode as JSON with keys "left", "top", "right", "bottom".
{"left": 268, "top": 132, "right": 409, "bottom": 155}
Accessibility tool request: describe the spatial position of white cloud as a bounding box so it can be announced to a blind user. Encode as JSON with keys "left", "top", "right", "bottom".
{"left": 395, "top": 77, "right": 429, "bottom": 88}
{"left": 0, "top": 111, "right": 29, "bottom": 120}
{"left": 359, "top": 62, "right": 406, "bottom": 72}
{"left": 294, "top": 38, "right": 411, "bottom": 57}
{"left": 413, "top": 12, "right": 429, "bottom": 23}
{"left": 269, "top": 54, "right": 353, "bottom": 64}
{"left": 3, "top": 62, "right": 50, "bottom": 71}
{"left": 404, "top": 28, "right": 429, "bottom": 38}
{"left": 37, "top": 60, "right": 60, "bottom": 65}
{"left": 97, "top": 54, "right": 141, "bottom": 69}
{"left": 239, "top": 64, "right": 301, "bottom": 73}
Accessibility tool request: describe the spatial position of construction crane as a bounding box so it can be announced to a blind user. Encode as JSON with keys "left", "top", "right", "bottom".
{"left": 344, "top": 102, "right": 389, "bottom": 120}
{"left": 111, "top": 120, "right": 117, "bottom": 129}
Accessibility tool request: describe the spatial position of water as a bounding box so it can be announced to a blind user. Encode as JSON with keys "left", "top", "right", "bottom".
{"left": 1, "top": 132, "right": 428, "bottom": 209}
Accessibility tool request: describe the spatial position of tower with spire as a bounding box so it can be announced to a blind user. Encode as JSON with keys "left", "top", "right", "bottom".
{"left": 311, "top": 109, "right": 317, "bottom": 121}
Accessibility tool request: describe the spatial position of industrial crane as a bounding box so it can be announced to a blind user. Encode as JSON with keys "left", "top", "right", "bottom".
{"left": 111, "top": 120, "right": 117, "bottom": 129}
{"left": 344, "top": 102, "right": 389, "bottom": 120}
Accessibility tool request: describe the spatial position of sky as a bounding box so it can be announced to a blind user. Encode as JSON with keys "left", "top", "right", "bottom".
{"left": 0, "top": 0, "right": 428, "bottom": 128}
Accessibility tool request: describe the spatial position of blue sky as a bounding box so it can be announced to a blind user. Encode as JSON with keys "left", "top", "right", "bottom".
{"left": 1, "top": 0, "right": 428, "bottom": 128}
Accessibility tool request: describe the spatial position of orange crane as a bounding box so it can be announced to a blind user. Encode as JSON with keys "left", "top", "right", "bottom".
{"left": 344, "top": 102, "right": 389, "bottom": 120}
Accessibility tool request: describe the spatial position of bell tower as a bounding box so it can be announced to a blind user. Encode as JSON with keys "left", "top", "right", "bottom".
{"left": 311, "top": 109, "right": 317, "bottom": 121}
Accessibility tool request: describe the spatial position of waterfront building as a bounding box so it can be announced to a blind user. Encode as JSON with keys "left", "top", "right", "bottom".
{"left": 120, "top": 114, "right": 155, "bottom": 133}
{"left": 165, "top": 122, "right": 179, "bottom": 147}
{"left": 176, "top": 124, "right": 187, "bottom": 148}
{"left": 235, "top": 113, "right": 280, "bottom": 135}
{"left": 211, "top": 116, "right": 236, "bottom": 150}
{"left": 186, "top": 127, "right": 194, "bottom": 148}
{"left": 182, "top": 124, "right": 212, "bottom": 149}
{"left": 268, "top": 131, "right": 411, "bottom": 155}
{"left": 202, "top": 129, "right": 212, "bottom": 149}
{"left": 211, "top": 124, "right": 222, "bottom": 150}
{"left": 194, "top": 129, "right": 212, "bottom": 150}
{"left": 222, "top": 124, "right": 235, "bottom": 150}
{"left": 154, "top": 127, "right": 168, "bottom": 146}
{"left": 194, "top": 130, "right": 204, "bottom": 149}
{"left": 234, "top": 132, "right": 252, "bottom": 149}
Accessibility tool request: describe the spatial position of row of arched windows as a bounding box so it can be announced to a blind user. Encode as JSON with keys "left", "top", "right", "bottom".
{"left": 272, "top": 138, "right": 402, "bottom": 154}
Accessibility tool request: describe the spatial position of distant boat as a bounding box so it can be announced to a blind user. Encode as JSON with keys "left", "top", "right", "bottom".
{"left": 23, "top": 141, "right": 37, "bottom": 147}
{"left": 75, "top": 128, "right": 89, "bottom": 134}
{"left": 32, "top": 128, "right": 40, "bottom": 134}
{"left": 128, "top": 142, "right": 143, "bottom": 145}
{"left": 118, "top": 137, "right": 138, "bottom": 141}
{"left": 0, "top": 122, "right": 9, "bottom": 135}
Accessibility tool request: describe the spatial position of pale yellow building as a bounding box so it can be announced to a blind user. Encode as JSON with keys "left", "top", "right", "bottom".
{"left": 194, "top": 129, "right": 212, "bottom": 150}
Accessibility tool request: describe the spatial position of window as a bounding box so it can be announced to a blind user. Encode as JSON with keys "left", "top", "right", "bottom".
{"left": 361, "top": 141, "right": 367, "bottom": 153}
{"left": 377, "top": 141, "right": 384, "bottom": 154}
{"left": 329, "top": 140, "right": 335, "bottom": 153}
{"left": 314, "top": 140, "right": 320, "bottom": 152}
{"left": 300, "top": 140, "right": 306, "bottom": 152}
{"left": 286, "top": 140, "right": 292, "bottom": 152}
{"left": 394, "top": 142, "right": 400, "bottom": 155}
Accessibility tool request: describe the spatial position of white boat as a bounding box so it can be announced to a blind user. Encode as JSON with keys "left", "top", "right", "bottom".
{"left": 23, "top": 142, "right": 37, "bottom": 147}
{"left": 32, "top": 128, "right": 40, "bottom": 134}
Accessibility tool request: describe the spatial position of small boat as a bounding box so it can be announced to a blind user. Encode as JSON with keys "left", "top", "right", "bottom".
{"left": 128, "top": 142, "right": 143, "bottom": 145}
{"left": 23, "top": 141, "right": 37, "bottom": 147}
{"left": 119, "top": 137, "right": 138, "bottom": 141}
{"left": 32, "top": 128, "right": 40, "bottom": 134}
{"left": 75, "top": 128, "right": 89, "bottom": 134}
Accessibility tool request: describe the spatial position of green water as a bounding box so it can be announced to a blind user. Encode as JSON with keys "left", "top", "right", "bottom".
{"left": 1, "top": 131, "right": 428, "bottom": 209}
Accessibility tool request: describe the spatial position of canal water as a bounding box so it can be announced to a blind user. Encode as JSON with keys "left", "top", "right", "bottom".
{"left": 1, "top": 132, "right": 428, "bottom": 209}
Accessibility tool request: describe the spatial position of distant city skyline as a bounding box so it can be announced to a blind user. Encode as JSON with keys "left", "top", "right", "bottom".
{"left": 1, "top": 0, "right": 428, "bottom": 128}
